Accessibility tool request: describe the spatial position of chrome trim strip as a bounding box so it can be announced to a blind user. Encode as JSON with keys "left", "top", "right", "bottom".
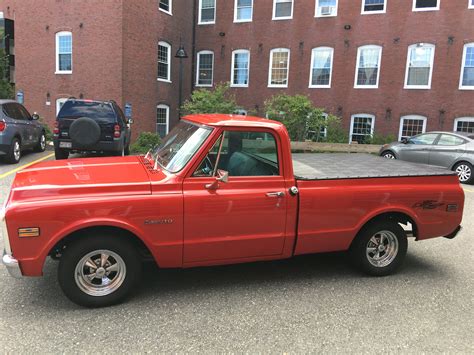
{"left": 2, "top": 252, "right": 22, "bottom": 278}
{"left": 0, "top": 206, "right": 11, "bottom": 255}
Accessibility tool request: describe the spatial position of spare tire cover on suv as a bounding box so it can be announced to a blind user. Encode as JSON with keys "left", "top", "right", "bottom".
{"left": 69, "top": 117, "right": 101, "bottom": 148}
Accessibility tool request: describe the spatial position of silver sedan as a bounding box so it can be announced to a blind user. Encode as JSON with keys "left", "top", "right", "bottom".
{"left": 379, "top": 131, "right": 474, "bottom": 184}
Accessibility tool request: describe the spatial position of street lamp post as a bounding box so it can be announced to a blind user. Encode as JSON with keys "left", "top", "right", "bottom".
{"left": 175, "top": 44, "right": 188, "bottom": 119}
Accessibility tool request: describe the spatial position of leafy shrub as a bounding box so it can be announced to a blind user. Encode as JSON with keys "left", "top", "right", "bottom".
{"left": 366, "top": 134, "right": 397, "bottom": 145}
{"left": 130, "top": 132, "right": 161, "bottom": 154}
{"left": 39, "top": 117, "right": 53, "bottom": 142}
{"left": 182, "top": 83, "right": 239, "bottom": 115}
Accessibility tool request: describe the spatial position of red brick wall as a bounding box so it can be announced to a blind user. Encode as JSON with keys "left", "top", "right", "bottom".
{"left": 195, "top": 0, "right": 474, "bottom": 137}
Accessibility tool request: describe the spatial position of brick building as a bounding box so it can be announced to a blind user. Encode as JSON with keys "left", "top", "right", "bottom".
{"left": 1, "top": 0, "right": 474, "bottom": 142}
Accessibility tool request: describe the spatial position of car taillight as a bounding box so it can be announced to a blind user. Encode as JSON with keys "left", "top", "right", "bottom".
{"left": 53, "top": 121, "right": 59, "bottom": 135}
{"left": 114, "top": 125, "right": 120, "bottom": 138}
{"left": 0, "top": 121, "right": 5, "bottom": 132}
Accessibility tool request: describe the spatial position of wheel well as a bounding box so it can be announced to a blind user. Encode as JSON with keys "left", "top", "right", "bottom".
{"left": 381, "top": 150, "right": 395, "bottom": 156}
{"left": 451, "top": 160, "right": 472, "bottom": 170}
{"left": 49, "top": 226, "right": 155, "bottom": 262}
{"left": 352, "top": 212, "right": 418, "bottom": 247}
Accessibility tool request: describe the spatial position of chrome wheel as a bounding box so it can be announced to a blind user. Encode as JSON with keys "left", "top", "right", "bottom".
{"left": 40, "top": 134, "right": 46, "bottom": 151}
{"left": 74, "top": 250, "right": 127, "bottom": 297}
{"left": 13, "top": 141, "right": 21, "bottom": 162}
{"left": 383, "top": 152, "right": 395, "bottom": 159}
{"left": 456, "top": 164, "right": 471, "bottom": 183}
{"left": 366, "top": 230, "right": 399, "bottom": 268}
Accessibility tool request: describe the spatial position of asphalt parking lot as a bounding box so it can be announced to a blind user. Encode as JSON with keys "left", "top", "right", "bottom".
{"left": 0, "top": 152, "right": 473, "bottom": 353}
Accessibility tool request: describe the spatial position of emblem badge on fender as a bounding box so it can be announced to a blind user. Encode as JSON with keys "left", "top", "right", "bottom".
{"left": 144, "top": 219, "right": 174, "bottom": 225}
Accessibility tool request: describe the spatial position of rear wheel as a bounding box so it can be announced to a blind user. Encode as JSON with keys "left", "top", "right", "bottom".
{"left": 453, "top": 162, "right": 473, "bottom": 184}
{"left": 35, "top": 132, "right": 47, "bottom": 152}
{"left": 54, "top": 148, "right": 69, "bottom": 160}
{"left": 350, "top": 220, "right": 407, "bottom": 276}
{"left": 124, "top": 144, "right": 130, "bottom": 156}
{"left": 381, "top": 151, "right": 396, "bottom": 159}
{"left": 5, "top": 138, "right": 21, "bottom": 164}
{"left": 58, "top": 234, "right": 142, "bottom": 307}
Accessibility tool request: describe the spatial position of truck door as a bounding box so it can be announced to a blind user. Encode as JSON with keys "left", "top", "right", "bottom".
{"left": 182, "top": 130, "right": 288, "bottom": 264}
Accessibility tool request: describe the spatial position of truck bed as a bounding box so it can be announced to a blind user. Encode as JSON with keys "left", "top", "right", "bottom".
{"left": 292, "top": 153, "right": 456, "bottom": 180}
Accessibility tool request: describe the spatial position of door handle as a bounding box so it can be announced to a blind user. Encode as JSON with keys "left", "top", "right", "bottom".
{"left": 266, "top": 192, "right": 285, "bottom": 198}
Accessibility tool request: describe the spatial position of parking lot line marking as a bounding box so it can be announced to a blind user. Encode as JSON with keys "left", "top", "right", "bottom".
{"left": 0, "top": 153, "right": 54, "bottom": 180}
{"left": 463, "top": 188, "right": 473, "bottom": 193}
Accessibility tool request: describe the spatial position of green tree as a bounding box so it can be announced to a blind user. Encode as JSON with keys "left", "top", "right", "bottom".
{"left": 130, "top": 132, "right": 162, "bottom": 154}
{"left": 0, "top": 47, "right": 13, "bottom": 99}
{"left": 325, "top": 115, "right": 349, "bottom": 143}
{"left": 182, "top": 83, "right": 239, "bottom": 114}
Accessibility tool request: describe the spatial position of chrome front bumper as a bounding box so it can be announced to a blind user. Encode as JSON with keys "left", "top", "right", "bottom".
{"left": 2, "top": 251, "right": 22, "bottom": 278}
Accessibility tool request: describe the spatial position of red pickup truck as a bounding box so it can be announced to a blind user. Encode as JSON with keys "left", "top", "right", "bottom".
{"left": 1, "top": 114, "right": 464, "bottom": 307}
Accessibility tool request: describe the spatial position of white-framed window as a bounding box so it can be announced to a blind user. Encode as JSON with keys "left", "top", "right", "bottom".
{"left": 413, "top": 0, "right": 440, "bottom": 11}
{"left": 454, "top": 117, "right": 474, "bottom": 133}
{"left": 309, "top": 47, "right": 334, "bottom": 88}
{"left": 361, "top": 0, "right": 386, "bottom": 14}
{"left": 56, "top": 98, "right": 68, "bottom": 116}
{"left": 199, "top": 0, "right": 216, "bottom": 24}
{"left": 350, "top": 114, "right": 375, "bottom": 144}
{"left": 231, "top": 49, "right": 250, "bottom": 87}
{"left": 55, "top": 31, "right": 72, "bottom": 74}
{"left": 268, "top": 48, "right": 290, "bottom": 87}
{"left": 157, "top": 41, "right": 171, "bottom": 82}
{"left": 159, "top": 0, "right": 172, "bottom": 14}
{"left": 404, "top": 43, "right": 435, "bottom": 89}
{"left": 196, "top": 51, "right": 214, "bottom": 87}
{"left": 273, "top": 0, "right": 294, "bottom": 20}
{"left": 459, "top": 43, "right": 474, "bottom": 90}
{"left": 156, "top": 104, "right": 170, "bottom": 138}
{"left": 354, "top": 45, "right": 382, "bottom": 88}
{"left": 234, "top": 0, "right": 253, "bottom": 22}
{"left": 399, "top": 115, "right": 427, "bottom": 140}
{"left": 315, "top": 0, "right": 338, "bottom": 17}
{"left": 470, "top": 0, "right": 474, "bottom": 9}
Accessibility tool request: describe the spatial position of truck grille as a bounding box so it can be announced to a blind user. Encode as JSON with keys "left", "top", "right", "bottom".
{"left": 0, "top": 206, "right": 11, "bottom": 254}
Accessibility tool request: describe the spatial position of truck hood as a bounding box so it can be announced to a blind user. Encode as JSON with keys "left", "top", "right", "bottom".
{"left": 9, "top": 156, "right": 157, "bottom": 204}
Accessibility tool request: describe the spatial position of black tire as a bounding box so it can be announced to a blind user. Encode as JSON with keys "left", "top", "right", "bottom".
{"left": 55, "top": 148, "right": 69, "bottom": 160}
{"left": 350, "top": 220, "right": 407, "bottom": 276}
{"left": 381, "top": 151, "right": 396, "bottom": 159}
{"left": 453, "top": 162, "right": 473, "bottom": 185}
{"left": 5, "top": 137, "right": 21, "bottom": 164}
{"left": 34, "top": 132, "right": 47, "bottom": 152}
{"left": 124, "top": 144, "right": 130, "bottom": 156}
{"left": 69, "top": 117, "right": 101, "bottom": 149}
{"left": 58, "top": 234, "right": 142, "bottom": 308}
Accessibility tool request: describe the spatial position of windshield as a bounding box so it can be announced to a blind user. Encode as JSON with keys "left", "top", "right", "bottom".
{"left": 152, "top": 121, "right": 213, "bottom": 173}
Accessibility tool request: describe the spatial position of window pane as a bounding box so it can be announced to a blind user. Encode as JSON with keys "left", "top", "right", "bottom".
{"left": 237, "top": 0, "right": 252, "bottom": 20}
{"left": 198, "top": 53, "right": 213, "bottom": 85}
{"left": 407, "top": 46, "right": 433, "bottom": 86}
{"left": 271, "top": 51, "right": 289, "bottom": 85}
{"left": 456, "top": 120, "right": 474, "bottom": 133}
{"left": 409, "top": 133, "right": 438, "bottom": 145}
{"left": 462, "top": 47, "right": 474, "bottom": 87}
{"left": 351, "top": 116, "right": 373, "bottom": 144}
{"left": 364, "top": 0, "right": 385, "bottom": 11}
{"left": 356, "top": 47, "right": 380, "bottom": 86}
{"left": 233, "top": 52, "right": 249, "bottom": 85}
{"left": 57, "top": 34, "right": 72, "bottom": 71}
{"left": 159, "top": 0, "right": 170, "bottom": 11}
{"left": 319, "top": 0, "right": 336, "bottom": 5}
{"left": 58, "top": 35, "right": 72, "bottom": 54}
{"left": 59, "top": 54, "right": 72, "bottom": 71}
{"left": 415, "top": 0, "right": 438, "bottom": 8}
{"left": 437, "top": 135, "right": 465, "bottom": 146}
{"left": 275, "top": 0, "right": 292, "bottom": 17}
{"left": 401, "top": 118, "right": 425, "bottom": 139}
{"left": 311, "top": 49, "right": 332, "bottom": 86}
{"left": 201, "top": 0, "right": 215, "bottom": 21}
{"left": 158, "top": 44, "right": 169, "bottom": 80}
{"left": 156, "top": 107, "right": 168, "bottom": 138}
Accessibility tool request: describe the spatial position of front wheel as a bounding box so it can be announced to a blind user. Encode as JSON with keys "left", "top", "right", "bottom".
{"left": 350, "top": 220, "right": 407, "bottom": 276}
{"left": 453, "top": 162, "right": 473, "bottom": 184}
{"left": 381, "top": 151, "right": 396, "bottom": 159}
{"left": 58, "top": 235, "right": 142, "bottom": 307}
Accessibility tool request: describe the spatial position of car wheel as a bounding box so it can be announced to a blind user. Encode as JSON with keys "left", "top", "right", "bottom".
{"left": 55, "top": 148, "right": 69, "bottom": 160}
{"left": 6, "top": 138, "right": 21, "bottom": 164}
{"left": 454, "top": 162, "right": 473, "bottom": 184}
{"left": 35, "top": 132, "right": 47, "bottom": 152}
{"left": 58, "top": 234, "right": 142, "bottom": 308}
{"left": 381, "top": 151, "right": 396, "bottom": 159}
{"left": 350, "top": 220, "right": 408, "bottom": 276}
{"left": 124, "top": 144, "right": 130, "bottom": 156}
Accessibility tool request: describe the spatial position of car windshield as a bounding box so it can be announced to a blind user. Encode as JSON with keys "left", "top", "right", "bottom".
{"left": 57, "top": 101, "right": 116, "bottom": 123}
{"left": 151, "top": 120, "right": 213, "bottom": 173}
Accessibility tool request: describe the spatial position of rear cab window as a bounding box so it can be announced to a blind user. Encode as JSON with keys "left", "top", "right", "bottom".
{"left": 58, "top": 101, "right": 116, "bottom": 123}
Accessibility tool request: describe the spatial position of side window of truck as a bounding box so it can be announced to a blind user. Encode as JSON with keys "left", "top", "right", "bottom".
{"left": 194, "top": 130, "right": 280, "bottom": 177}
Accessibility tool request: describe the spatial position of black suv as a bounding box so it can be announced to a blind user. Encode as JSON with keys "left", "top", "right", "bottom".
{"left": 54, "top": 99, "right": 132, "bottom": 160}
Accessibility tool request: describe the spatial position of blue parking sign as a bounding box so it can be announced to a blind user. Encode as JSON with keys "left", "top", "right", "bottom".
{"left": 125, "top": 103, "right": 132, "bottom": 118}
{"left": 16, "top": 90, "right": 24, "bottom": 104}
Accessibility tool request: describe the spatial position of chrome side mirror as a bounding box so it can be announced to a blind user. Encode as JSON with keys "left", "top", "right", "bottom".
{"left": 401, "top": 137, "right": 408, "bottom": 144}
{"left": 205, "top": 169, "right": 229, "bottom": 190}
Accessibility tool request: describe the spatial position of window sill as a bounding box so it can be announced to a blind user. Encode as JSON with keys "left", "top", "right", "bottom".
{"left": 157, "top": 78, "right": 172, "bottom": 83}
{"left": 459, "top": 86, "right": 474, "bottom": 90}
{"left": 404, "top": 85, "right": 431, "bottom": 90}
{"left": 268, "top": 84, "right": 288, "bottom": 88}
{"left": 315, "top": 14, "right": 337, "bottom": 18}
{"left": 309, "top": 85, "right": 331, "bottom": 89}
{"left": 412, "top": 7, "right": 440, "bottom": 12}
{"left": 159, "top": 8, "right": 173, "bottom": 16}
{"left": 196, "top": 84, "right": 213, "bottom": 87}
{"left": 361, "top": 10, "right": 386, "bottom": 15}
{"left": 354, "top": 85, "right": 379, "bottom": 89}
{"left": 198, "top": 21, "right": 216, "bottom": 25}
{"left": 272, "top": 16, "right": 293, "bottom": 21}
{"left": 230, "top": 84, "right": 249, "bottom": 88}
{"left": 234, "top": 19, "right": 252, "bottom": 23}
{"left": 55, "top": 71, "right": 72, "bottom": 75}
